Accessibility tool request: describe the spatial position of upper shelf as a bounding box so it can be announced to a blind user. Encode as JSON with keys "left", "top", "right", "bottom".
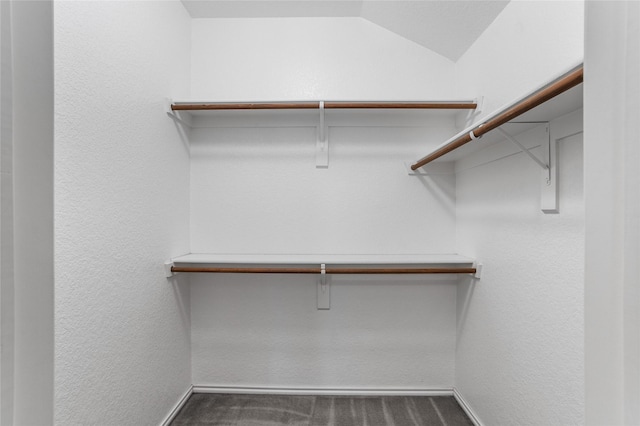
{"left": 172, "top": 253, "right": 475, "bottom": 265}
{"left": 170, "top": 101, "right": 478, "bottom": 111}
{"left": 167, "top": 100, "right": 480, "bottom": 127}
{"left": 411, "top": 65, "right": 584, "bottom": 168}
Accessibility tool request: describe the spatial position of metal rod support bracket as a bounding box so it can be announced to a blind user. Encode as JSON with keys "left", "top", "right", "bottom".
{"left": 496, "top": 127, "right": 548, "bottom": 170}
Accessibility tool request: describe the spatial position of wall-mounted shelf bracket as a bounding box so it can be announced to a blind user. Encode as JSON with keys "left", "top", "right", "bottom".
{"left": 165, "top": 98, "right": 192, "bottom": 128}
{"left": 473, "top": 262, "right": 483, "bottom": 279}
{"left": 540, "top": 123, "right": 558, "bottom": 213}
{"left": 317, "top": 263, "right": 330, "bottom": 310}
{"left": 405, "top": 161, "right": 454, "bottom": 176}
{"left": 498, "top": 124, "right": 557, "bottom": 213}
{"left": 316, "top": 101, "right": 329, "bottom": 168}
{"left": 164, "top": 261, "right": 175, "bottom": 278}
{"left": 496, "top": 127, "right": 549, "bottom": 171}
{"left": 458, "top": 96, "right": 484, "bottom": 129}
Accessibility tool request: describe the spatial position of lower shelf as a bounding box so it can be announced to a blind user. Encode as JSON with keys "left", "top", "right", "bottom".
{"left": 165, "top": 253, "right": 481, "bottom": 278}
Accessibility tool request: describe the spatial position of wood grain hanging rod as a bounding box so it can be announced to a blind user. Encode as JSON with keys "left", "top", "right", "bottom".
{"left": 170, "top": 101, "right": 478, "bottom": 111}
{"left": 170, "top": 266, "right": 477, "bottom": 274}
{"left": 410, "top": 65, "right": 584, "bottom": 170}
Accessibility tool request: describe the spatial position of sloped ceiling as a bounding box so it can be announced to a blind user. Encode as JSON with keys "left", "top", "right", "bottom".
{"left": 180, "top": 0, "right": 510, "bottom": 61}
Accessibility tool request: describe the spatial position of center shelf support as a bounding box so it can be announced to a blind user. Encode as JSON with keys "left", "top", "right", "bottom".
{"left": 316, "top": 102, "right": 329, "bottom": 168}
{"left": 317, "top": 263, "right": 330, "bottom": 310}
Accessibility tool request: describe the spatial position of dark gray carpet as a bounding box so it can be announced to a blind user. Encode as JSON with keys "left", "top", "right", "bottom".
{"left": 171, "top": 394, "right": 474, "bottom": 426}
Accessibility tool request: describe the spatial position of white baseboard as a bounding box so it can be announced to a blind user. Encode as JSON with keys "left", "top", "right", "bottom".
{"left": 193, "top": 385, "right": 454, "bottom": 397}
{"left": 160, "top": 385, "right": 193, "bottom": 426}
{"left": 453, "top": 387, "right": 483, "bottom": 426}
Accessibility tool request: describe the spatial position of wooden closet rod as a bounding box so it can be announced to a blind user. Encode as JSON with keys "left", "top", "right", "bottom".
{"left": 410, "top": 66, "right": 584, "bottom": 170}
{"left": 323, "top": 102, "right": 478, "bottom": 109}
{"left": 171, "top": 266, "right": 320, "bottom": 274}
{"left": 170, "top": 266, "right": 477, "bottom": 275}
{"left": 171, "top": 102, "right": 320, "bottom": 111}
{"left": 170, "top": 101, "right": 478, "bottom": 111}
{"left": 326, "top": 267, "right": 477, "bottom": 274}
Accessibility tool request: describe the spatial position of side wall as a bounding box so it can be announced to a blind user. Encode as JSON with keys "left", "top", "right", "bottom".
{"left": 54, "top": 2, "right": 192, "bottom": 424}
{"left": 455, "top": 112, "right": 584, "bottom": 425}
{"left": 454, "top": 2, "right": 585, "bottom": 424}
{"left": 188, "top": 18, "right": 461, "bottom": 390}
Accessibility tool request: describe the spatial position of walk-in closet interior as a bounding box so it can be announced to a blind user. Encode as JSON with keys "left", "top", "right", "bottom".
{"left": 2, "top": 0, "right": 639, "bottom": 425}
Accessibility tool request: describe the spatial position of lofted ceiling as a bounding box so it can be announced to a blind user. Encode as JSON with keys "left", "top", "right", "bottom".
{"left": 180, "top": 0, "right": 510, "bottom": 62}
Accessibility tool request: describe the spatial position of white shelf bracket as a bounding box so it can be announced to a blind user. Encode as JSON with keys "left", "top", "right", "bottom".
{"left": 473, "top": 262, "right": 483, "bottom": 280}
{"left": 540, "top": 123, "right": 558, "bottom": 213}
{"left": 316, "top": 101, "right": 329, "bottom": 168}
{"left": 496, "top": 127, "right": 548, "bottom": 171}
{"left": 497, "top": 125, "right": 557, "bottom": 213}
{"left": 405, "top": 161, "right": 454, "bottom": 176}
{"left": 317, "top": 263, "right": 330, "bottom": 310}
{"left": 458, "top": 96, "right": 484, "bottom": 128}
{"left": 475, "top": 96, "right": 484, "bottom": 115}
{"left": 165, "top": 98, "right": 192, "bottom": 128}
{"left": 164, "top": 261, "right": 175, "bottom": 278}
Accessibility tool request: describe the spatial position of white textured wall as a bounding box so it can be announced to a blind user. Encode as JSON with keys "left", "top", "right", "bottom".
{"left": 455, "top": 0, "right": 584, "bottom": 122}
{"left": 190, "top": 124, "right": 456, "bottom": 255}
{"left": 190, "top": 124, "right": 459, "bottom": 388}
{"left": 192, "top": 273, "right": 458, "bottom": 390}
{"left": 189, "top": 18, "right": 461, "bottom": 389}
{"left": 191, "top": 17, "right": 456, "bottom": 101}
{"left": 455, "top": 112, "right": 584, "bottom": 425}
{"left": 54, "top": 1, "right": 191, "bottom": 424}
{"left": 452, "top": 3, "right": 585, "bottom": 424}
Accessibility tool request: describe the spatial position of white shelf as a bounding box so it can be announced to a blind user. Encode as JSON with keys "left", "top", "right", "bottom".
{"left": 416, "top": 64, "right": 583, "bottom": 166}
{"left": 171, "top": 253, "right": 475, "bottom": 266}
{"left": 170, "top": 100, "right": 478, "bottom": 111}
{"left": 166, "top": 254, "right": 481, "bottom": 309}
{"left": 166, "top": 99, "right": 479, "bottom": 128}
{"left": 166, "top": 253, "right": 480, "bottom": 279}
{"left": 432, "top": 84, "right": 583, "bottom": 162}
